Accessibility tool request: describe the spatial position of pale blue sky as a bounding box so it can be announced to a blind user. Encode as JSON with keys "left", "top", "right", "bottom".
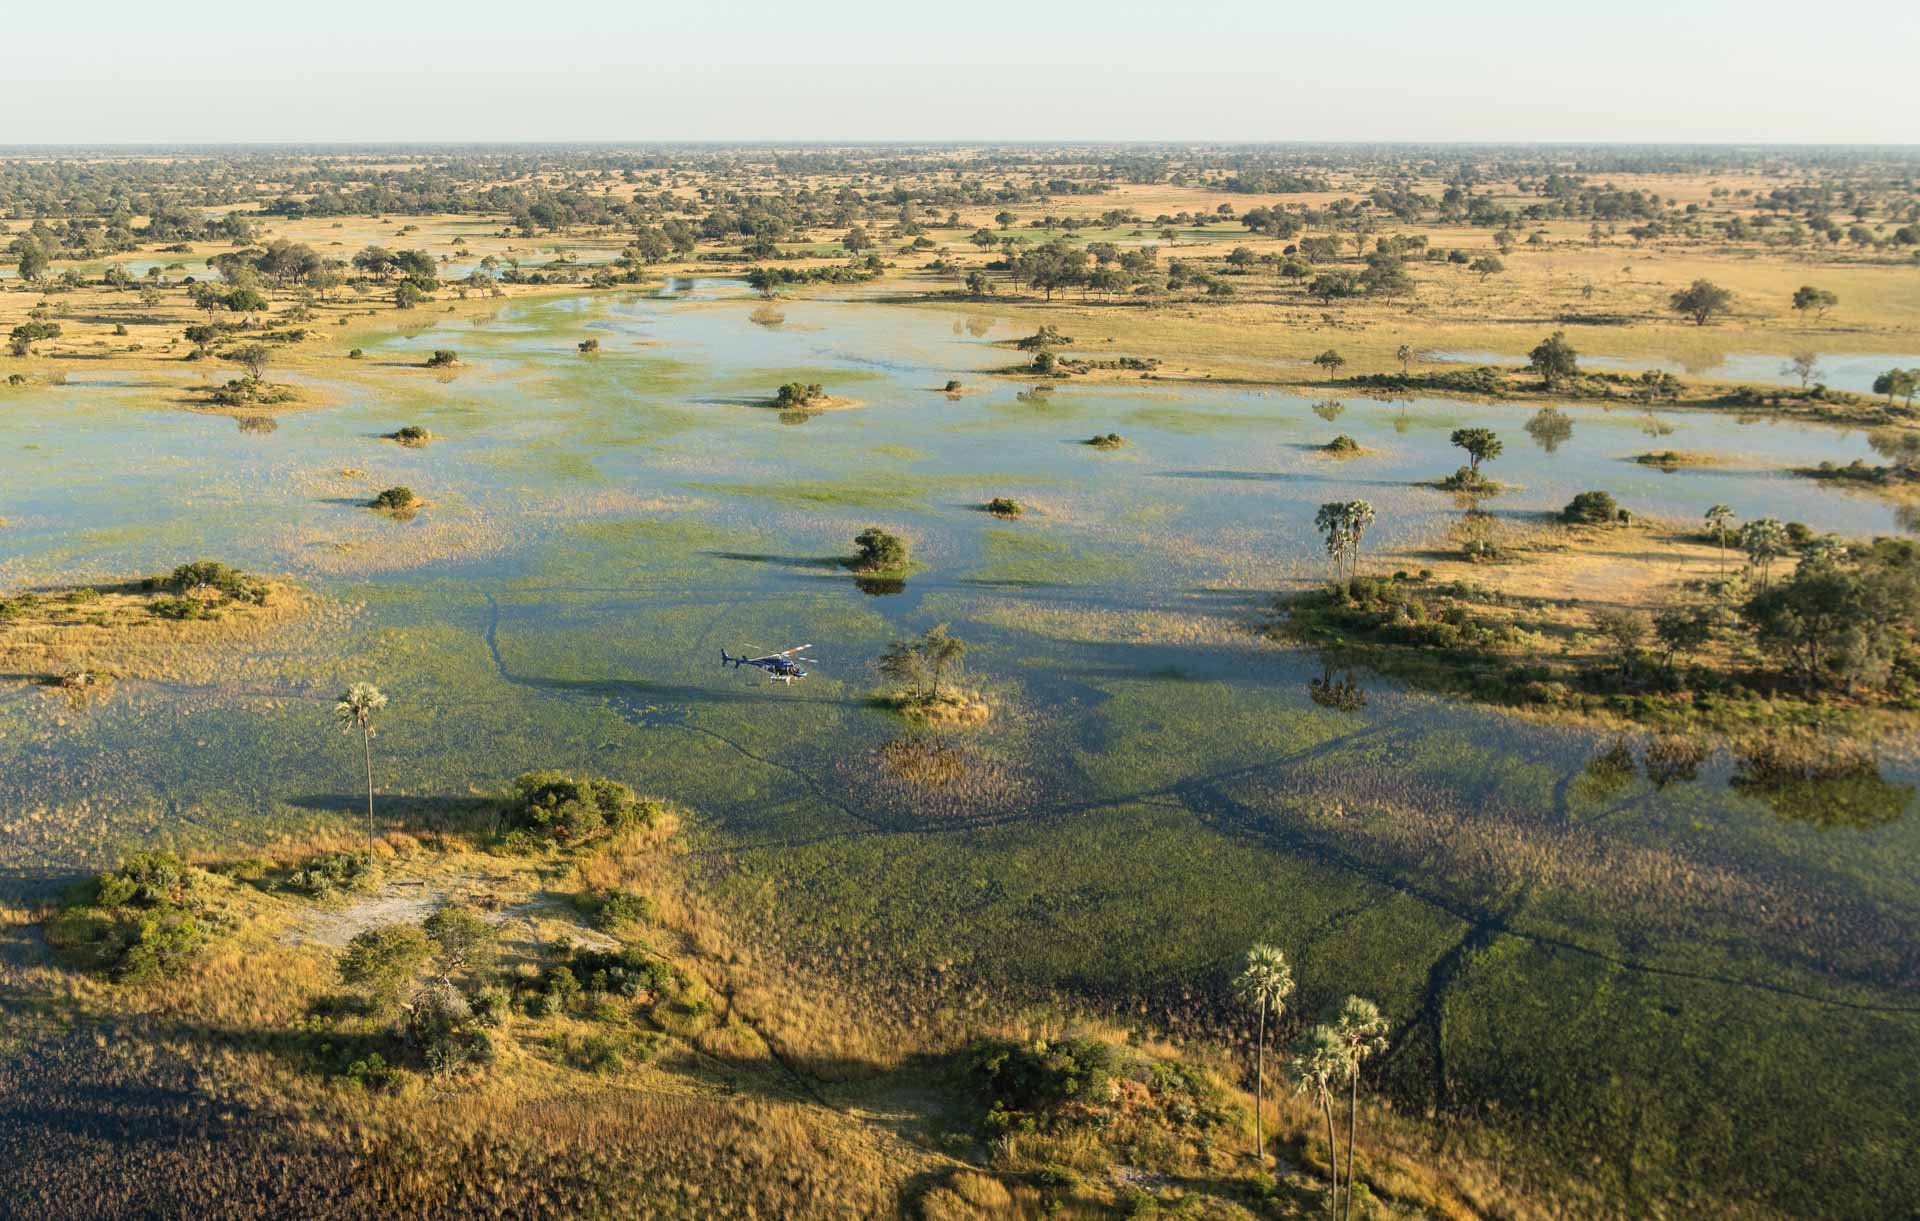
{"left": 6, "top": 0, "right": 1915, "bottom": 144}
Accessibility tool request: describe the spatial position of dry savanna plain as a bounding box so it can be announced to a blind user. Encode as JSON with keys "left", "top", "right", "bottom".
{"left": 1, "top": 145, "right": 1918, "bottom": 1218}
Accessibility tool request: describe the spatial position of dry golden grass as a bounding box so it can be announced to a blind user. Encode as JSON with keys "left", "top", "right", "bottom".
{"left": 0, "top": 577, "right": 320, "bottom": 689}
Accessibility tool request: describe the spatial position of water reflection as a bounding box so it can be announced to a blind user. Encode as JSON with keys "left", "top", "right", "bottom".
{"left": 1576, "top": 738, "right": 1639, "bottom": 801}
{"left": 1731, "top": 738, "right": 1911, "bottom": 829}
{"left": 1308, "top": 665, "right": 1367, "bottom": 711}
{"left": 1524, "top": 407, "right": 1573, "bottom": 454}
{"left": 1312, "top": 399, "right": 1346, "bottom": 423}
{"left": 853, "top": 576, "right": 906, "bottom": 596}
{"left": 236, "top": 415, "right": 278, "bottom": 435}
{"left": 1642, "top": 733, "right": 1707, "bottom": 789}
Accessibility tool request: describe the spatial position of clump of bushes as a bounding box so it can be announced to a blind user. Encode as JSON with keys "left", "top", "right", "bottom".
{"left": 985, "top": 497, "right": 1024, "bottom": 518}
{"left": 370, "top": 486, "right": 419, "bottom": 512}
{"left": 502, "top": 769, "right": 661, "bottom": 843}
{"left": 577, "top": 338, "right": 600, "bottom": 354}
{"left": 1437, "top": 466, "right": 1500, "bottom": 493}
{"left": 1085, "top": 433, "right": 1126, "bottom": 449}
{"left": 773, "top": 381, "right": 825, "bottom": 409}
{"left": 44, "top": 852, "right": 215, "bottom": 982}
{"left": 1561, "top": 490, "right": 1623, "bottom": 524}
{"left": 152, "top": 559, "right": 269, "bottom": 603}
{"left": 424, "top": 349, "right": 458, "bottom": 367}
{"left": 1014, "top": 325, "right": 1072, "bottom": 351}
{"left": 289, "top": 850, "right": 379, "bottom": 897}
{"left": 851, "top": 526, "right": 909, "bottom": 573}
{"left": 1323, "top": 434, "right": 1361, "bottom": 454}
{"left": 347, "top": 348, "right": 364, "bottom": 359}
{"left": 582, "top": 888, "right": 658, "bottom": 929}
{"left": 205, "top": 376, "right": 298, "bottom": 407}
{"left": 385, "top": 425, "right": 431, "bottom": 446}
{"left": 149, "top": 596, "right": 216, "bottom": 620}
{"left": 942, "top": 379, "right": 963, "bottom": 393}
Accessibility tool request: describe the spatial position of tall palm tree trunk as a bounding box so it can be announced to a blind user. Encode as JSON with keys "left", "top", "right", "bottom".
{"left": 1345, "top": 1073, "right": 1359, "bottom": 1221}
{"left": 1253, "top": 998, "right": 1266, "bottom": 1161}
{"left": 1322, "top": 1094, "right": 1339, "bottom": 1221}
{"left": 362, "top": 724, "right": 375, "bottom": 861}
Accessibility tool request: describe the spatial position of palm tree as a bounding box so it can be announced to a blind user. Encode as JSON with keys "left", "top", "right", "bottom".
{"left": 1740, "top": 516, "right": 1788, "bottom": 589}
{"left": 1705, "top": 504, "right": 1735, "bottom": 577}
{"left": 335, "top": 683, "right": 388, "bottom": 860}
{"left": 1292, "top": 1024, "right": 1347, "bottom": 1221}
{"left": 1331, "top": 996, "right": 1389, "bottom": 1221}
{"left": 1232, "top": 944, "right": 1295, "bottom": 1163}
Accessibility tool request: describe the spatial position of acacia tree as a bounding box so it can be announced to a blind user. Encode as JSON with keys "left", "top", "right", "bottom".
{"left": 1670, "top": 279, "right": 1733, "bottom": 326}
{"left": 227, "top": 342, "right": 271, "bottom": 380}
{"left": 878, "top": 624, "right": 967, "bottom": 704}
{"left": 1705, "top": 504, "right": 1736, "bottom": 577}
{"left": 1232, "top": 944, "right": 1295, "bottom": 1163}
{"left": 1528, "top": 331, "right": 1578, "bottom": 387}
{"left": 1450, "top": 427, "right": 1503, "bottom": 473}
{"left": 1292, "top": 1025, "right": 1348, "bottom": 1221}
{"left": 336, "top": 683, "right": 389, "bottom": 860}
{"left": 1331, "top": 997, "right": 1389, "bottom": 1221}
{"left": 1785, "top": 351, "right": 1822, "bottom": 389}
{"left": 1791, "top": 285, "right": 1837, "bottom": 319}
{"left": 1872, "top": 368, "right": 1917, "bottom": 407}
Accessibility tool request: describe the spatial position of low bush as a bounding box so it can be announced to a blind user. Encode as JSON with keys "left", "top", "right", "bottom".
{"left": 503, "top": 770, "right": 659, "bottom": 843}
{"left": 851, "top": 526, "right": 909, "bottom": 572}
{"left": 370, "top": 486, "right": 418, "bottom": 511}
{"left": 1561, "top": 490, "right": 1621, "bottom": 524}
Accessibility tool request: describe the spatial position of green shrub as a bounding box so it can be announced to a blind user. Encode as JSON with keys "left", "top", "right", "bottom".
{"left": 965, "top": 1034, "right": 1116, "bottom": 1122}
{"left": 985, "top": 497, "right": 1024, "bottom": 518}
{"left": 424, "top": 349, "right": 457, "bottom": 367}
{"left": 386, "top": 425, "right": 431, "bottom": 446}
{"left": 591, "top": 889, "right": 658, "bottom": 928}
{"left": 370, "top": 486, "right": 418, "bottom": 511}
{"left": 1561, "top": 490, "right": 1620, "bottom": 524}
{"left": 852, "top": 526, "right": 909, "bottom": 572}
{"left": 1086, "top": 433, "right": 1126, "bottom": 449}
{"left": 46, "top": 853, "right": 214, "bottom": 981}
{"left": 504, "top": 770, "right": 654, "bottom": 842}
{"left": 577, "top": 338, "right": 600, "bottom": 354}
{"left": 158, "top": 560, "right": 268, "bottom": 604}
{"left": 773, "top": 381, "right": 825, "bottom": 408}
{"left": 290, "top": 851, "right": 379, "bottom": 897}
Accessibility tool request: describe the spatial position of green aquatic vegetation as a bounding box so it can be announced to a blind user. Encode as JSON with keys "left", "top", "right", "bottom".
{"left": 689, "top": 474, "right": 949, "bottom": 510}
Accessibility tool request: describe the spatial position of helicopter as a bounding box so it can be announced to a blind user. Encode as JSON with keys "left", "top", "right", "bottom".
{"left": 720, "top": 644, "right": 817, "bottom": 683}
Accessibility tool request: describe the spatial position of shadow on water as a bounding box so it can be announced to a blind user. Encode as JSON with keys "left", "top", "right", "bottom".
{"left": 704, "top": 550, "right": 846, "bottom": 571}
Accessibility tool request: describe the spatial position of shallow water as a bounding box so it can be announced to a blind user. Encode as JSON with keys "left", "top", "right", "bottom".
{"left": 3, "top": 282, "right": 1916, "bottom": 1206}
{"left": 1429, "top": 346, "right": 1920, "bottom": 395}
